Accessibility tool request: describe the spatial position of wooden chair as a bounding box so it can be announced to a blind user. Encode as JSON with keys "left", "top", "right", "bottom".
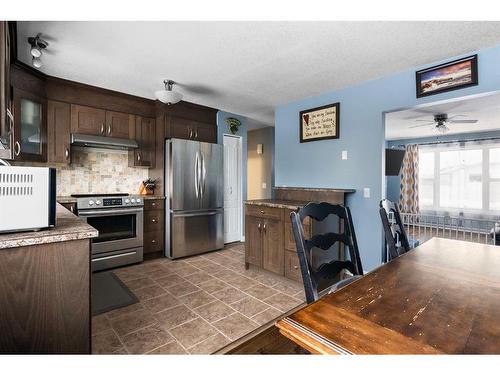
{"left": 379, "top": 199, "right": 410, "bottom": 261}
{"left": 290, "top": 202, "right": 364, "bottom": 304}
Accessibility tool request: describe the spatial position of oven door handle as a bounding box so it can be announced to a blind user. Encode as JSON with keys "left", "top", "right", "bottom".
{"left": 78, "top": 208, "right": 143, "bottom": 217}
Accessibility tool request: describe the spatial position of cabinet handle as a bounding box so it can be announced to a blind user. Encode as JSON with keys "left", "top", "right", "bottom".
{"left": 151, "top": 239, "right": 156, "bottom": 244}
{"left": 260, "top": 210, "right": 265, "bottom": 214}
{"left": 258, "top": 223, "right": 261, "bottom": 231}
{"left": 263, "top": 223, "right": 267, "bottom": 232}
{"left": 100, "top": 124, "right": 105, "bottom": 134}
{"left": 293, "top": 265, "right": 299, "bottom": 270}
{"left": 195, "top": 130, "right": 198, "bottom": 139}
{"left": 70, "top": 205, "right": 74, "bottom": 213}
{"left": 6, "top": 108, "right": 14, "bottom": 129}
{"left": 189, "top": 129, "right": 193, "bottom": 139}
{"left": 152, "top": 202, "right": 156, "bottom": 206}
{"left": 137, "top": 153, "right": 141, "bottom": 161}
{"left": 14, "top": 141, "right": 20, "bottom": 156}
{"left": 65, "top": 148, "right": 70, "bottom": 160}
{"left": 107, "top": 124, "right": 111, "bottom": 135}
{"left": 152, "top": 218, "right": 157, "bottom": 223}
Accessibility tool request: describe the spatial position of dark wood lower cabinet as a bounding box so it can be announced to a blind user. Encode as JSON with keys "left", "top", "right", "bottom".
{"left": 0, "top": 239, "right": 90, "bottom": 353}
{"left": 143, "top": 198, "right": 164, "bottom": 257}
{"left": 245, "top": 204, "right": 308, "bottom": 282}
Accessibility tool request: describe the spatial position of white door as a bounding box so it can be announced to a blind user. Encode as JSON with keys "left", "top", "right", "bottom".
{"left": 223, "top": 135, "right": 242, "bottom": 243}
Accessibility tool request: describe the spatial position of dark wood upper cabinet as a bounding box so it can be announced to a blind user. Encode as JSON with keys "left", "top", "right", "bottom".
{"left": 194, "top": 121, "right": 217, "bottom": 143}
{"left": 168, "top": 115, "right": 217, "bottom": 143}
{"left": 105, "top": 110, "right": 133, "bottom": 139}
{"left": 130, "top": 116, "right": 155, "bottom": 168}
{"left": 12, "top": 87, "right": 47, "bottom": 162}
{"left": 47, "top": 100, "right": 71, "bottom": 164}
{"left": 70, "top": 104, "right": 106, "bottom": 136}
{"left": 0, "top": 21, "right": 13, "bottom": 160}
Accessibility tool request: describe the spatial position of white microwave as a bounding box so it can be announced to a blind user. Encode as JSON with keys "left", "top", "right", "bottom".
{"left": 0, "top": 166, "right": 57, "bottom": 233}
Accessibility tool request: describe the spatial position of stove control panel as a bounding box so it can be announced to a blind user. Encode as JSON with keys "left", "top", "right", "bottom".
{"left": 103, "top": 198, "right": 123, "bottom": 206}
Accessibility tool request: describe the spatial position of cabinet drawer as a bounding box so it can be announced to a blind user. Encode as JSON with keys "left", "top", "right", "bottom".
{"left": 144, "top": 199, "right": 164, "bottom": 211}
{"left": 246, "top": 205, "right": 283, "bottom": 221}
{"left": 144, "top": 230, "right": 164, "bottom": 253}
{"left": 144, "top": 210, "right": 164, "bottom": 232}
{"left": 285, "top": 250, "right": 302, "bottom": 283}
{"left": 284, "top": 221, "right": 311, "bottom": 252}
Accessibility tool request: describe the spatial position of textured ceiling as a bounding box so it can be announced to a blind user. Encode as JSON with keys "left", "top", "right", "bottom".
{"left": 385, "top": 92, "right": 500, "bottom": 140}
{"left": 17, "top": 21, "right": 500, "bottom": 129}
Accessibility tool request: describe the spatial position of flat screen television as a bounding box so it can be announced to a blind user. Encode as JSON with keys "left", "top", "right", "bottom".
{"left": 385, "top": 149, "right": 405, "bottom": 176}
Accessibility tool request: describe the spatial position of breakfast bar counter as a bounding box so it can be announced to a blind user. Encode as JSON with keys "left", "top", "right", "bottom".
{"left": 0, "top": 203, "right": 98, "bottom": 250}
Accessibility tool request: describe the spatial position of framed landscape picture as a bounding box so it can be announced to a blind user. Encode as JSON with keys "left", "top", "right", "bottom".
{"left": 415, "top": 55, "right": 478, "bottom": 98}
{"left": 299, "top": 102, "right": 340, "bottom": 143}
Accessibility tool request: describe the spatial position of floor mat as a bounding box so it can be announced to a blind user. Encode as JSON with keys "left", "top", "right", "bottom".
{"left": 92, "top": 271, "right": 138, "bottom": 316}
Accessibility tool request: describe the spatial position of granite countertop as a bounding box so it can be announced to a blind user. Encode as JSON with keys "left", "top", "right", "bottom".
{"left": 245, "top": 199, "right": 309, "bottom": 210}
{"left": 0, "top": 203, "right": 98, "bottom": 250}
{"left": 273, "top": 186, "right": 356, "bottom": 193}
{"left": 57, "top": 195, "right": 166, "bottom": 204}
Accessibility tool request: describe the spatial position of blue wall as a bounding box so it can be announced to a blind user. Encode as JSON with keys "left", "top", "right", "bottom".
{"left": 217, "top": 110, "right": 248, "bottom": 202}
{"left": 275, "top": 44, "right": 500, "bottom": 271}
{"left": 386, "top": 130, "right": 500, "bottom": 203}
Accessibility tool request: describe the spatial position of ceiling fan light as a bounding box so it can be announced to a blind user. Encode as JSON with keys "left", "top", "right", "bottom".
{"left": 32, "top": 57, "right": 42, "bottom": 69}
{"left": 155, "top": 90, "right": 182, "bottom": 105}
{"left": 30, "top": 46, "right": 42, "bottom": 58}
{"left": 155, "top": 80, "right": 182, "bottom": 105}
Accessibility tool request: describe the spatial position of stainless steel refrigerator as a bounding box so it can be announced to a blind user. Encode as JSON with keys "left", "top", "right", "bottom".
{"left": 164, "top": 139, "right": 224, "bottom": 259}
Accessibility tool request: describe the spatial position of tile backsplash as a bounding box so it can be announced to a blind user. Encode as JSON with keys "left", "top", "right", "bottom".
{"left": 56, "top": 147, "right": 149, "bottom": 196}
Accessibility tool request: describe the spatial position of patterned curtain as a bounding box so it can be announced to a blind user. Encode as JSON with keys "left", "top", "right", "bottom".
{"left": 399, "top": 144, "right": 419, "bottom": 214}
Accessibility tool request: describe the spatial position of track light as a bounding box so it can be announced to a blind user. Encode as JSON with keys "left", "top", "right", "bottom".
{"left": 28, "top": 34, "right": 48, "bottom": 69}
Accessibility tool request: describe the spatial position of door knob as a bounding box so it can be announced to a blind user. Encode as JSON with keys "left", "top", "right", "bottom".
{"left": 151, "top": 239, "right": 156, "bottom": 244}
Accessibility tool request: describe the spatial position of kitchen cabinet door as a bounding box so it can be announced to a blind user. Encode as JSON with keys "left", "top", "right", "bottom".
{"left": 47, "top": 100, "right": 71, "bottom": 164}
{"left": 262, "top": 218, "right": 284, "bottom": 275}
{"left": 245, "top": 215, "right": 263, "bottom": 268}
{"left": 12, "top": 88, "right": 47, "bottom": 162}
{"left": 70, "top": 104, "right": 106, "bottom": 136}
{"left": 131, "top": 116, "right": 155, "bottom": 168}
{"left": 194, "top": 122, "right": 217, "bottom": 143}
{"left": 169, "top": 116, "right": 196, "bottom": 141}
{"left": 0, "top": 21, "right": 13, "bottom": 160}
{"left": 105, "top": 110, "right": 133, "bottom": 139}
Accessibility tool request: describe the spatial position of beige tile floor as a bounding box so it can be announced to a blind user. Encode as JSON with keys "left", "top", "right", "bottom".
{"left": 91, "top": 243, "right": 305, "bottom": 354}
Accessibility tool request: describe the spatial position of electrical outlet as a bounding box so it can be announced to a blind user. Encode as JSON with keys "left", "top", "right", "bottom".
{"left": 363, "top": 187, "right": 370, "bottom": 198}
{"left": 342, "top": 150, "right": 348, "bottom": 160}
{"left": 262, "top": 182, "right": 267, "bottom": 189}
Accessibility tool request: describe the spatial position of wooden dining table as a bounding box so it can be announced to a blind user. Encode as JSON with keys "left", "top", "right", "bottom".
{"left": 275, "top": 237, "right": 500, "bottom": 354}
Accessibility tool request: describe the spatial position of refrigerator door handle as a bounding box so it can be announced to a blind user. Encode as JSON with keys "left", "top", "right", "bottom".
{"left": 194, "top": 151, "right": 200, "bottom": 199}
{"left": 201, "top": 152, "right": 207, "bottom": 198}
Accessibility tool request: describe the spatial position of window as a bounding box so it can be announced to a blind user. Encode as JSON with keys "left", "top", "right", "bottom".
{"left": 419, "top": 141, "right": 500, "bottom": 215}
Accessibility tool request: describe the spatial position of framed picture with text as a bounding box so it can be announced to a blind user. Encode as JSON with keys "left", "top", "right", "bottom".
{"left": 299, "top": 102, "right": 340, "bottom": 143}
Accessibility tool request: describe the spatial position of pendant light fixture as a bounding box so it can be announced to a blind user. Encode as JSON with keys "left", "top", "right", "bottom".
{"left": 155, "top": 80, "right": 183, "bottom": 105}
{"left": 28, "top": 34, "right": 49, "bottom": 69}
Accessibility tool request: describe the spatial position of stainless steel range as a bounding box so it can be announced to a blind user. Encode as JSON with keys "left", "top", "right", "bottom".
{"left": 73, "top": 193, "right": 144, "bottom": 271}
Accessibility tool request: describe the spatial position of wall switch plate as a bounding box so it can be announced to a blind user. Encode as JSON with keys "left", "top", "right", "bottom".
{"left": 342, "top": 150, "right": 348, "bottom": 160}
{"left": 262, "top": 182, "right": 267, "bottom": 189}
{"left": 363, "top": 187, "right": 370, "bottom": 198}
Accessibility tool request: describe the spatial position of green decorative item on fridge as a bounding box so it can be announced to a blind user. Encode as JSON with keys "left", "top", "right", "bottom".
{"left": 226, "top": 117, "right": 241, "bottom": 135}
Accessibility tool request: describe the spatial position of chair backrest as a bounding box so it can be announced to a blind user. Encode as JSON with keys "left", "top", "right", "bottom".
{"left": 379, "top": 199, "right": 410, "bottom": 261}
{"left": 290, "top": 202, "right": 363, "bottom": 304}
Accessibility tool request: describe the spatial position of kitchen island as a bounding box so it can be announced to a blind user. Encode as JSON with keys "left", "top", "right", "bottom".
{"left": 0, "top": 204, "right": 98, "bottom": 353}
{"left": 244, "top": 187, "right": 355, "bottom": 283}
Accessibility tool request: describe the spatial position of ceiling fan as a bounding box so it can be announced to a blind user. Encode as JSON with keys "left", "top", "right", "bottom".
{"left": 409, "top": 113, "right": 478, "bottom": 134}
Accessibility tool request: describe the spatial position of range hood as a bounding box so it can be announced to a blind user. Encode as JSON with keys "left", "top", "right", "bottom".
{"left": 71, "top": 134, "right": 138, "bottom": 150}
